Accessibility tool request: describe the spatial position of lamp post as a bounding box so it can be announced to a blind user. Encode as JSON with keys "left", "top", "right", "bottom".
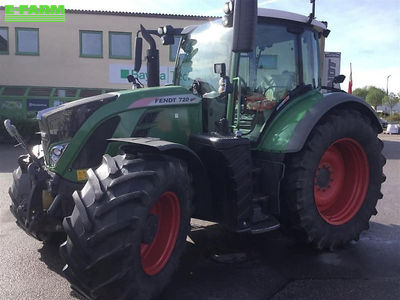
{"left": 386, "top": 75, "right": 391, "bottom": 116}
{"left": 386, "top": 75, "right": 391, "bottom": 96}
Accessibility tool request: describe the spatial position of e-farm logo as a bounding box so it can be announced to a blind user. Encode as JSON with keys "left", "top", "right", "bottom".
{"left": 4, "top": 5, "right": 65, "bottom": 22}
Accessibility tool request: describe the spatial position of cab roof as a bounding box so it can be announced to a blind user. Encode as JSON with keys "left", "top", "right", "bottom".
{"left": 182, "top": 8, "right": 328, "bottom": 35}
{"left": 258, "top": 8, "right": 327, "bottom": 30}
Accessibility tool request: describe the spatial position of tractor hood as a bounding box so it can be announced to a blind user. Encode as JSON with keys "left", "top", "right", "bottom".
{"left": 38, "top": 93, "right": 118, "bottom": 155}
{"left": 115, "top": 86, "right": 201, "bottom": 109}
{"left": 38, "top": 85, "right": 203, "bottom": 177}
{"left": 38, "top": 86, "right": 200, "bottom": 151}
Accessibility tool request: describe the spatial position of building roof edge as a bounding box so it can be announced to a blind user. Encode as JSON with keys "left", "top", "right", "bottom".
{"left": 0, "top": 6, "right": 220, "bottom": 20}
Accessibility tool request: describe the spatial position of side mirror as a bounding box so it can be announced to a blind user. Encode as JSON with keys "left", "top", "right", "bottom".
{"left": 214, "top": 63, "right": 226, "bottom": 77}
{"left": 134, "top": 37, "right": 143, "bottom": 72}
{"left": 322, "top": 29, "right": 331, "bottom": 38}
{"left": 214, "top": 63, "right": 232, "bottom": 95}
{"left": 232, "top": 0, "right": 257, "bottom": 53}
{"left": 218, "top": 77, "right": 233, "bottom": 95}
{"left": 333, "top": 74, "right": 345, "bottom": 84}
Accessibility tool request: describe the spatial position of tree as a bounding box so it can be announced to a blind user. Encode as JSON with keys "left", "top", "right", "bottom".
{"left": 353, "top": 87, "right": 369, "bottom": 100}
{"left": 365, "top": 87, "right": 386, "bottom": 110}
{"left": 383, "top": 92, "right": 400, "bottom": 115}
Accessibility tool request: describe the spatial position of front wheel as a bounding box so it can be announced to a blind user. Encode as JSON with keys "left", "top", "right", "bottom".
{"left": 60, "top": 154, "right": 193, "bottom": 300}
{"left": 281, "top": 109, "right": 386, "bottom": 250}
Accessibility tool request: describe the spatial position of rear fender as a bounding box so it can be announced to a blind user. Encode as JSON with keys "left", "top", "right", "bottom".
{"left": 110, "top": 137, "right": 213, "bottom": 219}
{"left": 257, "top": 91, "right": 381, "bottom": 153}
{"left": 286, "top": 93, "right": 382, "bottom": 153}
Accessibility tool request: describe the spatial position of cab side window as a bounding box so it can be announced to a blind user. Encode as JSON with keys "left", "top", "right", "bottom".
{"left": 235, "top": 23, "right": 299, "bottom": 141}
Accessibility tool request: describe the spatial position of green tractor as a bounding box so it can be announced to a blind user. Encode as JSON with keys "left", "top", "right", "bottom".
{"left": 5, "top": 1, "right": 385, "bottom": 299}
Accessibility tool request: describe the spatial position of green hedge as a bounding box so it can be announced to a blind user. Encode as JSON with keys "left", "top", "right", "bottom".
{"left": 387, "top": 113, "right": 400, "bottom": 123}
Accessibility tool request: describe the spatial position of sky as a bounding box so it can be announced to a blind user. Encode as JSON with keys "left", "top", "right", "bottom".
{"left": 6, "top": 0, "right": 400, "bottom": 94}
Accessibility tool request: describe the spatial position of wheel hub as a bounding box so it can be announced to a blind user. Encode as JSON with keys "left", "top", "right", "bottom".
{"left": 315, "top": 165, "right": 332, "bottom": 190}
{"left": 314, "top": 138, "right": 369, "bottom": 225}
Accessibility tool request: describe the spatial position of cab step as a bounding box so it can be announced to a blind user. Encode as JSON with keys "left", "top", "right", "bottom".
{"left": 236, "top": 206, "right": 280, "bottom": 234}
{"left": 250, "top": 216, "right": 280, "bottom": 234}
{"left": 250, "top": 205, "right": 280, "bottom": 234}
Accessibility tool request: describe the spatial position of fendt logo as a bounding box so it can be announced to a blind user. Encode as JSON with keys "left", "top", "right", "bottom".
{"left": 4, "top": 5, "right": 65, "bottom": 22}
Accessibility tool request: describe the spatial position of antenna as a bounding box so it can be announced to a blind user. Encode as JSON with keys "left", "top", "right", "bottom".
{"left": 307, "top": 0, "right": 316, "bottom": 24}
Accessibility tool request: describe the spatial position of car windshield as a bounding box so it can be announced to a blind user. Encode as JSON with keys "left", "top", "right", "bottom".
{"left": 174, "top": 20, "right": 233, "bottom": 92}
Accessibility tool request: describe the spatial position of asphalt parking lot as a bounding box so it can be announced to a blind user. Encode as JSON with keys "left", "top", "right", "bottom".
{"left": 0, "top": 134, "right": 399, "bottom": 300}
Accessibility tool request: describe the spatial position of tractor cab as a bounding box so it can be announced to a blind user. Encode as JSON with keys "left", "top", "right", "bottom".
{"left": 174, "top": 8, "right": 328, "bottom": 140}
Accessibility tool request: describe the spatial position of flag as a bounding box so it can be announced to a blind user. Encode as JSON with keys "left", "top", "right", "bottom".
{"left": 348, "top": 63, "right": 353, "bottom": 94}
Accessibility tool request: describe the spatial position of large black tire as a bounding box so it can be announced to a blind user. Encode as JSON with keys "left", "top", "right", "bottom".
{"left": 281, "top": 109, "right": 386, "bottom": 250}
{"left": 60, "top": 153, "right": 193, "bottom": 300}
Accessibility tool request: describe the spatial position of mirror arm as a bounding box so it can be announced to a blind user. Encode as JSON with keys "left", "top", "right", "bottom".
{"left": 3, "top": 119, "right": 43, "bottom": 168}
{"left": 233, "top": 77, "right": 242, "bottom": 131}
{"left": 321, "top": 86, "right": 346, "bottom": 93}
{"left": 139, "top": 24, "right": 160, "bottom": 87}
{"left": 140, "top": 25, "right": 156, "bottom": 50}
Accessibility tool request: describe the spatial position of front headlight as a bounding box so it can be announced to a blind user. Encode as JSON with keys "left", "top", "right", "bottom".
{"left": 49, "top": 143, "right": 68, "bottom": 167}
{"left": 31, "top": 144, "right": 44, "bottom": 159}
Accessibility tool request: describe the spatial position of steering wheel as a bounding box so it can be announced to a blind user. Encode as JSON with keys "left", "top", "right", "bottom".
{"left": 256, "top": 76, "right": 278, "bottom": 100}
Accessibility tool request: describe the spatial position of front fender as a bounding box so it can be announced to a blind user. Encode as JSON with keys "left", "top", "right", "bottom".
{"left": 110, "top": 137, "right": 213, "bottom": 220}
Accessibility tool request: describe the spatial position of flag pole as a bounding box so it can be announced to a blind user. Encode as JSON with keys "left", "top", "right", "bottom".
{"left": 348, "top": 62, "right": 353, "bottom": 94}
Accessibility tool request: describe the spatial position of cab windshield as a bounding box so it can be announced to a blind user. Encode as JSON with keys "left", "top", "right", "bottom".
{"left": 174, "top": 20, "right": 233, "bottom": 92}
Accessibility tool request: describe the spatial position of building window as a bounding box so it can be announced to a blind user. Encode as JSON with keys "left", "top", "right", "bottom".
{"left": 258, "top": 55, "right": 278, "bottom": 70}
{"left": 80, "top": 30, "right": 103, "bottom": 58}
{"left": 79, "top": 89, "right": 103, "bottom": 98}
{"left": 2, "top": 86, "right": 27, "bottom": 96}
{"left": 55, "top": 88, "right": 78, "bottom": 97}
{"left": 169, "top": 36, "right": 181, "bottom": 62}
{"left": 109, "top": 32, "right": 132, "bottom": 59}
{"left": 0, "top": 27, "right": 9, "bottom": 54}
{"left": 16, "top": 28, "right": 39, "bottom": 55}
{"left": 28, "top": 87, "right": 52, "bottom": 97}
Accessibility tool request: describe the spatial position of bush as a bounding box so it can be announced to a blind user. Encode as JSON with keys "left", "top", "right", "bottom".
{"left": 387, "top": 113, "right": 400, "bottom": 123}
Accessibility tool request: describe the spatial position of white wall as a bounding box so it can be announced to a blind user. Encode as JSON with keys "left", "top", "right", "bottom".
{"left": 0, "top": 10, "right": 212, "bottom": 89}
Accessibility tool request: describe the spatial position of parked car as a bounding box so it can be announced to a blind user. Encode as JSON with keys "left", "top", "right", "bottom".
{"left": 380, "top": 118, "right": 388, "bottom": 129}
{"left": 386, "top": 123, "right": 399, "bottom": 134}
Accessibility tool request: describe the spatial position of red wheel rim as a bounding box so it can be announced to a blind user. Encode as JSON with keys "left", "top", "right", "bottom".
{"left": 314, "top": 138, "right": 369, "bottom": 225}
{"left": 141, "top": 191, "right": 180, "bottom": 275}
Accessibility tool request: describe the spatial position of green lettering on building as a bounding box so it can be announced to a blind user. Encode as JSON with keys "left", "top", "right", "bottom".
{"left": 4, "top": 5, "right": 65, "bottom": 23}
{"left": 138, "top": 72, "right": 147, "bottom": 80}
{"left": 120, "top": 69, "right": 129, "bottom": 79}
{"left": 19, "top": 5, "right": 29, "bottom": 14}
{"left": 28, "top": 5, "right": 39, "bottom": 14}
{"left": 39, "top": 5, "right": 50, "bottom": 15}
{"left": 50, "top": 5, "right": 65, "bottom": 15}
{"left": 4, "top": 5, "right": 14, "bottom": 14}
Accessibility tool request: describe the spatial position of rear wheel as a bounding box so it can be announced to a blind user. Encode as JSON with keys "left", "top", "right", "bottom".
{"left": 281, "top": 109, "right": 386, "bottom": 250}
{"left": 60, "top": 154, "right": 193, "bottom": 300}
